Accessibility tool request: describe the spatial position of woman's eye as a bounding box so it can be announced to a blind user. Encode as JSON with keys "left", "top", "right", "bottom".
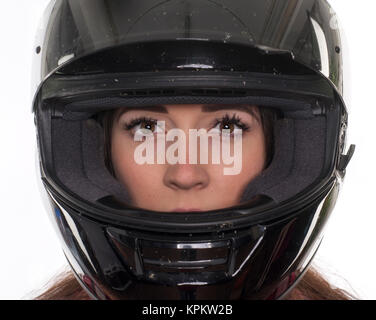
{"left": 212, "top": 115, "right": 249, "bottom": 135}
{"left": 123, "top": 117, "right": 164, "bottom": 136}
{"left": 213, "top": 121, "right": 237, "bottom": 134}
{"left": 219, "top": 121, "right": 236, "bottom": 132}
{"left": 138, "top": 120, "right": 156, "bottom": 132}
{"left": 134, "top": 119, "right": 163, "bottom": 135}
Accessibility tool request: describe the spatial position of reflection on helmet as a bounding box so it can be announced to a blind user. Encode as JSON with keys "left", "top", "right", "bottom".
{"left": 33, "top": 0, "right": 354, "bottom": 300}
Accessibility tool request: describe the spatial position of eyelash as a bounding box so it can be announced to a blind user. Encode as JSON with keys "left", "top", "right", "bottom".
{"left": 212, "top": 113, "right": 251, "bottom": 132}
{"left": 122, "top": 117, "right": 158, "bottom": 131}
{"left": 122, "top": 114, "right": 250, "bottom": 133}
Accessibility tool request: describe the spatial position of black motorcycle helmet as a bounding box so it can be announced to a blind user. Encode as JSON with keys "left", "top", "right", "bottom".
{"left": 32, "top": 0, "right": 355, "bottom": 300}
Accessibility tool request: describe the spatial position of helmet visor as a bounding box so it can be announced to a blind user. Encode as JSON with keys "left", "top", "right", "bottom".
{"left": 39, "top": 0, "right": 342, "bottom": 92}
{"left": 37, "top": 86, "right": 340, "bottom": 231}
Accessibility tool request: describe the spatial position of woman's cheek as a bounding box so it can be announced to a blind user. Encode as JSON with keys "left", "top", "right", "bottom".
{"left": 208, "top": 134, "right": 266, "bottom": 202}
{"left": 112, "top": 140, "right": 165, "bottom": 202}
{"left": 243, "top": 133, "right": 266, "bottom": 175}
{"left": 111, "top": 134, "right": 139, "bottom": 190}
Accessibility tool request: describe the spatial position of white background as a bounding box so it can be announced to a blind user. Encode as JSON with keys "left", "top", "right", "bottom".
{"left": 0, "top": 0, "right": 375, "bottom": 300}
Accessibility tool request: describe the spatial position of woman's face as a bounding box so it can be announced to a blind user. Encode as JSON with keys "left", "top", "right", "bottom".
{"left": 111, "top": 104, "right": 266, "bottom": 212}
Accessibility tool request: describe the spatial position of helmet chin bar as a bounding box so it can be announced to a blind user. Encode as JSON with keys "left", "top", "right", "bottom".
{"left": 46, "top": 178, "right": 339, "bottom": 300}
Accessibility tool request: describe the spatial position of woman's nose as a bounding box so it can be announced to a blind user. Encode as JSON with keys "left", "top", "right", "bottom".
{"left": 163, "top": 164, "right": 209, "bottom": 190}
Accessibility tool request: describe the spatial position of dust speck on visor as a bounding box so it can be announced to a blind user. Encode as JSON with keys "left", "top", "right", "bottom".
{"left": 32, "top": 0, "right": 354, "bottom": 300}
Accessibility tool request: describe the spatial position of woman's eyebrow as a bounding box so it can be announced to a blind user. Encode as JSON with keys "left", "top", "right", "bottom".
{"left": 116, "top": 105, "right": 168, "bottom": 121}
{"left": 202, "top": 104, "right": 260, "bottom": 120}
{"left": 202, "top": 104, "right": 251, "bottom": 112}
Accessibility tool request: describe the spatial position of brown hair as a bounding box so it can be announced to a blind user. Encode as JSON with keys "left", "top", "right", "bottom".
{"left": 33, "top": 266, "right": 355, "bottom": 300}
{"left": 101, "top": 110, "right": 117, "bottom": 177}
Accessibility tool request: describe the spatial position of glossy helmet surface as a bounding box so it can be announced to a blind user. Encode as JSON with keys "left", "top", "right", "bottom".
{"left": 32, "top": 0, "right": 354, "bottom": 300}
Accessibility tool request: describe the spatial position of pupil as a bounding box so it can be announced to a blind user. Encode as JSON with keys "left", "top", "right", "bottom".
{"left": 221, "top": 122, "right": 234, "bottom": 131}
{"left": 143, "top": 121, "right": 155, "bottom": 131}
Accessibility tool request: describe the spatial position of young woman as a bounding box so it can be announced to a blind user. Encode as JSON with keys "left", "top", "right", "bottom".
{"left": 32, "top": 0, "right": 355, "bottom": 300}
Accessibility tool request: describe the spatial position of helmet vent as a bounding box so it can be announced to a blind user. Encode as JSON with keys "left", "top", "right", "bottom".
{"left": 120, "top": 88, "right": 248, "bottom": 97}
